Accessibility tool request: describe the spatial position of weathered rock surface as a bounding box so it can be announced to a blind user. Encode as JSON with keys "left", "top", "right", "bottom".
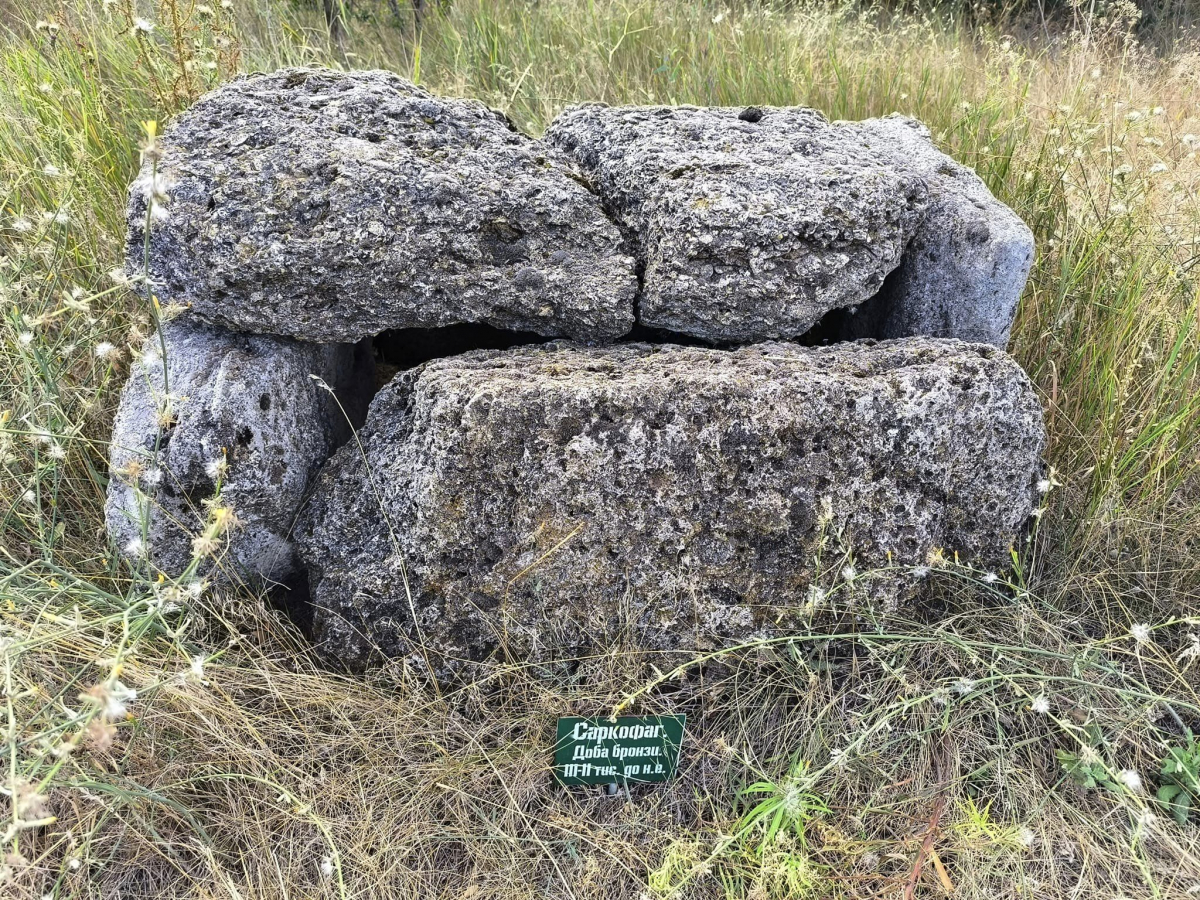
{"left": 128, "top": 68, "right": 636, "bottom": 343}
{"left": 837, "top": 116, "right": 1035, "bottom": 345}
{"left": 545, "top": 105, "right": 1033, "bottom": 346}
{"left": 297, "top": 338, "right": 1045, "bottom": 675}
{"left": 106, "top": 318, "right": 372, "bottom": 584}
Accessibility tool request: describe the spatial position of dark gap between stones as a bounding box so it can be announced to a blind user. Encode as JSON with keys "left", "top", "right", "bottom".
{"left": 367, "top": 295, "right": 902, "bottom": 392}
{"left": 371, "top": 322, "right": 549, "bottom": 383}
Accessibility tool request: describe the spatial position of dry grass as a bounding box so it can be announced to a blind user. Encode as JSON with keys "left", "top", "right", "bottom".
{"left": 1, "top": 0, "right": 1199, "bottom": 897}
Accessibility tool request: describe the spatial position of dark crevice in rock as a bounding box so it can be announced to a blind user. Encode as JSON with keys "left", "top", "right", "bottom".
{"left": 366, "top": 287, "right": 903, "bottom": 390}
{"left": 829, "top": 262, "right": 906, "bottom": 342}
{"left": 372, "top": 322, "right": 549, "bottom": 377}
{"left": 271, "top": 567, "right": 314, "bottom": 640}
{"left": 623, "top": 321, "right": 721, "bottom": 348}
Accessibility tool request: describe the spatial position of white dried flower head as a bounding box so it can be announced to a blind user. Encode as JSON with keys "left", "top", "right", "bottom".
{"left": 953, "top": 677, "right": 976, "bottom": 696}
{"left": 1113, "top": 164, "right": 1133, "bottom": 178}
{"left": 89, "top": 679, "right": 136, "bottom": 719}
{"left": 1125, "top": 110, "right": 1144, "bottom": 122}
{"left": 142, "top": 467, "right": 163, "bottom": 487}
{"left": 982, "top": 572, "right": 1000, "bottom": 584}
{"left": 205, "top": 457, "right": 228, "bottom": 480}
{"left": 1091, "top": 67, "right": 1102, "bottom": 78}
{"left": 191, "top": 534, "right": 220, "bottom": 559}
{"left": 185, "top": 579, "right": 209, "bottom": 600}
{"left": 319, "top": 857, "right": 334, "bottom": 878}
{"left": 1182, "top": 134, "right": 1197, "bottom": 147}
{"left": 1129, "top": 623, "right": 1152, "bottom": 645}
{"left": 911, "top": 565, "right": 930, "bottom": 578}
{"left": 123, "top": 537, "right": 146, "bottom": 558}
{"left": 107, "top": 681, "right": 136, "bottom": 717}
{"left": 805, "top": 584, "right": 826, "bottom": 610}
{"left": 41, "top": 210, "right": 70, "bottom": 225}
{"left": 1036, "top": 478, "right": 1052, "bottom": 493}
{"left": 1031, "top": 695, "right": 1051, "bottom": 714}
{"left": 220, "top": 0, "right": 233, "bottom": 8}
{"left": 841, "top": 565, "right": 856, "bottom": 584}
{"left": 132, "top": 17, "right": 154, "bottom": 33}
{"left": 18, "top": 331, "right": 33, "bottom": 346}
{"left": 1149, "top": 162, "right": 1168, "bottom": 173}
{"left": 1018, "top": 826, "right": 1036, "bottom": 848}
{"left": 781, "top": 782, "right": 807, "bottom": 819}
{"left": 47, "top": 442, "right": 66, "bottom": 460}
{"left": 141, "top": 347, "right": 161, "bottom": 369}
{"left": 1177, "top": 633, "right": 1200, "bottom": 663}
{"left": 94, "top": 341, "right": 117, "bottom": 360}
{"left": 196, "top": 3, "right": 214, "bottom": 14}
{"left": 37, "top": 82, "right": 53, "bottom": 95}
{"left": 189, "top": 655, "right": 206, "bottom": 679}
{"left": 816, "top": 495, "right": 833, "bottom": 526}
{"left": 1117, "top": 769, "right": 1142, "bottom": 792}
{"left": 11, "top": 217, "right": 33, "bottom": 233}
{"left": 22, "top": 489, "right": 36, "bottom": 505}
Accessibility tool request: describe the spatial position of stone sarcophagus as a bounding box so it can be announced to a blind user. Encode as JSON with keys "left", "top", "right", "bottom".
{"left": 105, "top": 67, "right": 1044, "bottom": 676}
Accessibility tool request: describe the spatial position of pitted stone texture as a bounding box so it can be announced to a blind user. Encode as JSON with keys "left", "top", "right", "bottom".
{"left": 127, "top": 68, "right": 636, "bottom": 343}
{"left": 545, "top": 105, "right": 1033, "bottom": 346}
{"left": 105, "top": 319, "right": 372, "bottom": 584}
{"left": 834, "top": 116, "right": 1034, "bottom": 345}
{"left": 297, "top": 338, "right": 1045, "bottom": 675}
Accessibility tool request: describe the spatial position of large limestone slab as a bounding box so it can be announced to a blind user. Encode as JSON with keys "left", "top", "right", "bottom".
{"left": 128, "top": 68, "right": 636, "bottom": 343}
{"left": 545, "top": 105, "right": 1033, "bottom": 345}
{"left": 106, "top": 319, "right": 371, "bottom": 584}
{"left": 297, "top": 339, "right": 1045, "bottom": 675}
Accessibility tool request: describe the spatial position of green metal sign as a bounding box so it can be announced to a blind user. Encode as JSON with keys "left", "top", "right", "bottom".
{"left": 554, "top": 715, "right": 686, "bottom": 786}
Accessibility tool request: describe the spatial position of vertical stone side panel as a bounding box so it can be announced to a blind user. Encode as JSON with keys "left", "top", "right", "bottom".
{"left": 840, "top": 115, "right": 1035, "bottom": 346}
{"left": 105, "top": 318, "right": 372, "bottom": 584}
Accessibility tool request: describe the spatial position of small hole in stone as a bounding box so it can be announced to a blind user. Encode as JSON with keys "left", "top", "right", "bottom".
{"left": 259, "top": 394, "right": 271, "bottom": 411}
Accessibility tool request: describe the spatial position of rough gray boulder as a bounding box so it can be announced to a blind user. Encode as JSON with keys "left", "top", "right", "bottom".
{"left": 106, "top": 318, "right": 372, "bottom": 584}
{"left": 545, "top": 105, "right": 1033, "bottom": 346}
{"left": 838, "top": 116, "right": 1036, "bottom": 345}
{"left": 128, "top": 68, "right": 636, "bottom": 343}
{"left": 297, "top": 338, "right": 1045, "bottom": 676}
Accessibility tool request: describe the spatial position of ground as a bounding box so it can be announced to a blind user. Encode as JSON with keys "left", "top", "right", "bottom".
{"left": 0, "top": 0, "right": 1198, "bottom": 898}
